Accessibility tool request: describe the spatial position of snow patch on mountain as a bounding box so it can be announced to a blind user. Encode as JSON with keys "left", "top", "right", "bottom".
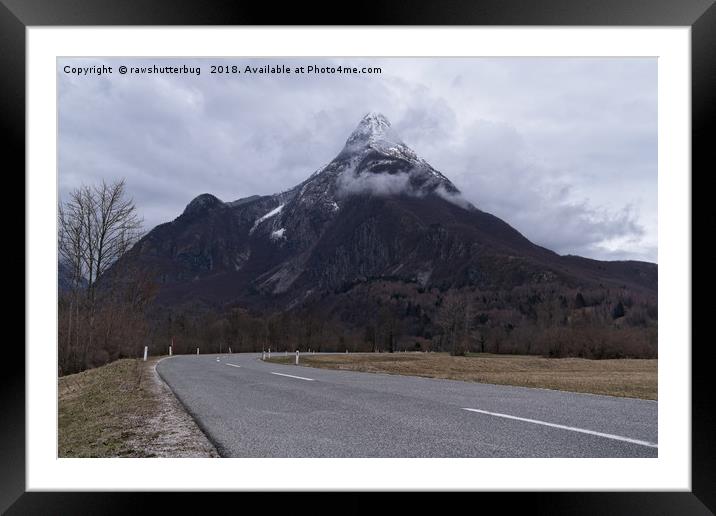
{"left": 250, "top": 204, "right": 284, "bottom": 234}
{"left": 271, "top": 228, "right": 286, "bottom": 240}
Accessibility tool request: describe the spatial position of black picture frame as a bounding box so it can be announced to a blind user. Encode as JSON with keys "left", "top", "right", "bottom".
{"left": 4, "top": 0, "right": 714, "bottom": 513}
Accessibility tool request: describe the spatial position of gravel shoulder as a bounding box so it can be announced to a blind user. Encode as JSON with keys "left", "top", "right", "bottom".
{"left": 59, "top": 357, "right": 218, "bottom": 457}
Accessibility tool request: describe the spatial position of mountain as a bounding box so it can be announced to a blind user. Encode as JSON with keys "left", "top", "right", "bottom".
{"left": 115, "top": 113, "right": 657, "bottom": 317}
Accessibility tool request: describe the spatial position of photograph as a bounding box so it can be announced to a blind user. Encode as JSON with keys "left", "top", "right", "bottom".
{"left": 2, "top": 0, "right": 710, "bottom": 508}
{"left": 57, "top": 56, "right": 659, "bottom": 459}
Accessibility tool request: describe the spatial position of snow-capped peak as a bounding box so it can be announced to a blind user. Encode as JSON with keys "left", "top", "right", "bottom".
{"left": 276, "top": 113, "right": 469, "bottom": 218}
{"left": 343, "top": 112, "right": 405, "bottom": 151}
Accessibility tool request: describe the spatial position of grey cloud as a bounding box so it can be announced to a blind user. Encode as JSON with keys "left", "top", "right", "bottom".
{"left": 336, "top": 170, "right": 413, "bottom": 198}
{"left": 434, "top": 185, "right": 474, "bottom": 211}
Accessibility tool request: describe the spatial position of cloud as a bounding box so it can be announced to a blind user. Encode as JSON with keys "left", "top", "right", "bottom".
{"left": 417, "top": 117, "right": 653, "bottom": 261}
{"left": 433, "top": 185, "right": 475, "bottom": 211}
{"left": 335, "top": 159, "right": 476, "bottom": 212}
{"left": 336, "top": 169, "right": 413, "bottom": 198}
{"left": 58, "top": 57, "right": 657, "bottom": 262}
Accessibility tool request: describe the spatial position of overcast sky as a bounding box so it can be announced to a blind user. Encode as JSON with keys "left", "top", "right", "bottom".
{"left": 58, "top": 57, "right": 657, "bottom": 262}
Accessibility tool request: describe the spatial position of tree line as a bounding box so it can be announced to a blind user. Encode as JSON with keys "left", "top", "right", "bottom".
{"left": 149, "top": 282, "right": 657, "bottom": 361}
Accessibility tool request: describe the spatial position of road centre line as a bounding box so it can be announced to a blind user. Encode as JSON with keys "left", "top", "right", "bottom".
{"left": 225, "top": 363, "right": 241, "bottom": 368}
{"left": 462, "top": 408, "right": 657, "bottom": 448}
{"left": 271, "top": 372, "right": 315, "bottom": 381}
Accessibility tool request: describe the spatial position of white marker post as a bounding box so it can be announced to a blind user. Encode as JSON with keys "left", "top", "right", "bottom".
{"left": 262, "top": 350, "right": 265, "bottom": 360}
{"left": 197, "top": 348, "right": 199, "bottom": 355}
{"left": 229, "top": 347, "right": 232, "bottom": 354}
{"left": 268, "top": 348, "right": 271, "bottom": 359}
{"left": 169, "top": 346, "right": 172, "bottom": 356}
{"left": 295, "top": 350, "right": 299, "bottom": 365}
{"left": 143, "top": 346, "right": 148, "bottom": 362}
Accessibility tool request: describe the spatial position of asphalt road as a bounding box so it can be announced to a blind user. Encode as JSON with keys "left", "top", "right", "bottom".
{"left": 156, "top": 353, "right": 658, "bottom": 458}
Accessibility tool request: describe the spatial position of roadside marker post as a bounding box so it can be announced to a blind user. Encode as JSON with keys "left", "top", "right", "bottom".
{"left": 296, "top": 350, "right": 299, "bottom": 365}
{"left": 169, "top": 346, "right": 172, "bottom": 356}
{"left": 268, "top": 348, "right": 271, "bottom": 359}
{"left": 229, "top": 347, "right": 232, "bottom": 354}
{"left": 143, "top": 346, "right": 148, "bottom": 362}
{"left": 197, "top": 348, "right": 199, "bottom": 355}
{"left": 262, "top": 350, "right": 265, "bottom": 360}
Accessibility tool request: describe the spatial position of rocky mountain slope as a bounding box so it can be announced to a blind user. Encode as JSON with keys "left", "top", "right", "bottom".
{"left": 115, "top": 113, "right": 657, "bottom": 314}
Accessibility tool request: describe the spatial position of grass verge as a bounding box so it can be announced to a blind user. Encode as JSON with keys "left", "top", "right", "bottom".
{"left": 59, "top": 357, "right": 219, "bottom": 457}
{"left": 266, "top": 352, "right": 657, "bottom": 400}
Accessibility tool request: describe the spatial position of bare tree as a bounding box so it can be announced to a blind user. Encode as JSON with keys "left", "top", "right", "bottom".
{"left": 58, "top": 179, "right": 144, "bottom": 373}
{"left": 60, "top": 180, "right": 143, "bottom": 292}
{"left": 377, "top": 306, "right": 400, "bottom": 353}
{"left": 436, "top": 292, "right": 472, "bottom": 356}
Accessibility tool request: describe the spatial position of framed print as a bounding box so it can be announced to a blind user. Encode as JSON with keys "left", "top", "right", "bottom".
{"left": 4, "top": 0, "right": 714, "bottom": 513}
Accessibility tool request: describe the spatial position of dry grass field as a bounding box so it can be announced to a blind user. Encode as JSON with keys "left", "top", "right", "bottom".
{"left": 267, "top": 353, "right": 657, "bottom": 400}
{"left": 58, "top": 357, "right": 218, "bottom": 457}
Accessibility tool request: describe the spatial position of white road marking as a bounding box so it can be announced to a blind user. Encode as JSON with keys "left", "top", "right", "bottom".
{"left": 225, "top": 363, "right": 241, "bottom": 368}
{"left": 462, "top": 408, "right": 658, "bottom": 448}
{"left": 271, "top": 372, "right": 314, "bottom": 381}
